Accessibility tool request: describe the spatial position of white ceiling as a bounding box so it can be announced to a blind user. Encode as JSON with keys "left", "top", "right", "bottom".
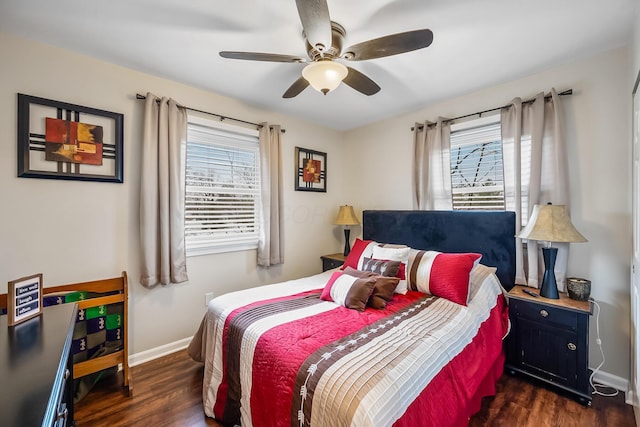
{"left": 0, "top": 0, "right": 636, "bottom": 130}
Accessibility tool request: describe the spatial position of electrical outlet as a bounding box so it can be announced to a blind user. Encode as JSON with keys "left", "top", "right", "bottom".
{"left": 205, "top": 292, "right": 214, "bottom": 307}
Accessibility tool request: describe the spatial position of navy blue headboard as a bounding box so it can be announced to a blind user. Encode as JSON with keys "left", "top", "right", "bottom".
{"left": 363, "top": 210, "right": 516, "bottom": 290}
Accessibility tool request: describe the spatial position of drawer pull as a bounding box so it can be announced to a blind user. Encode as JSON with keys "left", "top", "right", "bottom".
{"left": 567, "top": 343, "right": 577, "bottom": 351}
{"left": 64, "top": 368, "right": 70, "bottom": 380}
{"left": 56, "top": 403, "right": 68, "bottom": 421}
{"left": 539, "top": 309, "right": 549, "bottom": 318}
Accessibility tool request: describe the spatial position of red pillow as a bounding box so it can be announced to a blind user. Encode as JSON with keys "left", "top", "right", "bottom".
{"left": 340, "top": 238, "right": 376, "bottom": 270}
{"left": 407, "top": 251, "right": 482, "bottom": 306}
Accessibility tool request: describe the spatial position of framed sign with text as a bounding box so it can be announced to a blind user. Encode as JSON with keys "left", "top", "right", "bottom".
{"left": 7, "top": 273, "right": 43, "bottom": 326}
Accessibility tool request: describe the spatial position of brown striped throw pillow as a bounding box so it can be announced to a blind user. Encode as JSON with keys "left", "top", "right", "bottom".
{"left": 342, "top": 267, "right": 400, "bottom": 309}
{"left": 320, "top": 270, "right": 377, "bottom": 311}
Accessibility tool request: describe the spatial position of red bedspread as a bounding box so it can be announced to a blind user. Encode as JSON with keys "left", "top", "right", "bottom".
{"left": 188, "top": 270, "right": 509, "bottom": 427}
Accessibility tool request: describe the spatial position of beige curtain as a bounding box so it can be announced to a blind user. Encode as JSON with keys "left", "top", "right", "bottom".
{"left": 502, "top": 88, "right": 570, "bottom": 290}
{"left": 412, "top": 118, "right": 452, "bottom": 210}
{"left": 140, "top": 93, "right": 189, "bottom": 286}
{"left": 257, "top": 123, "right": 284, "bottom": 267}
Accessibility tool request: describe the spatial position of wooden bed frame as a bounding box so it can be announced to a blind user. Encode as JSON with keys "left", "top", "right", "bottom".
{"left": 1, "top": 271, "right": 132, "bottom": 396}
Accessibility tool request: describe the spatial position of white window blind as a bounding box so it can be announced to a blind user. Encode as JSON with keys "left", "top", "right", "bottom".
{"left": 450, "top": 117, "right": 505, "bottom": 210}
{"left": 185, "top": 119, "right": 261, "bottom": 255}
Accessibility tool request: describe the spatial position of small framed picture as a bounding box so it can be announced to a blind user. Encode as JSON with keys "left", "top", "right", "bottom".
{"left": 295, "top": 146, "right": 327, "bottom": 192}
{"left": 7, "top": 273, "right": 43, "bottom": 326}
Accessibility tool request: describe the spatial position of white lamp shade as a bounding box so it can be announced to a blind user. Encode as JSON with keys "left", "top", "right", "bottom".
{"left": 516, "top": 204, "right": 587, "bottom": 243}
{"left": 302, "top": 60, "right": 348, "bottom": 95}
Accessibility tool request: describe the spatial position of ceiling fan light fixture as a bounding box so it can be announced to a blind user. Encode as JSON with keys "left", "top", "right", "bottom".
{"left": 302, "top": 60, "right": 348, "bottom": 95}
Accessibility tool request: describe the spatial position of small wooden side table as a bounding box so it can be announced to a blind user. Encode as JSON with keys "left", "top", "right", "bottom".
{"left": 505, "top": 285, "right": 592, "bottom": 406}
{"left": 320, "top": 253, "right": 346, "bottom": 272}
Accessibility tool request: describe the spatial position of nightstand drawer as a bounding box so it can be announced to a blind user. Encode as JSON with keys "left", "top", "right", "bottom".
{"left": 511, "top": 299, "right": 578, "bottom": 330}
{"left": 322, "top": 257, "right": 344, "bottom": 271}
{"left": 321, "top": 253, "right": 346, "bottom": 272}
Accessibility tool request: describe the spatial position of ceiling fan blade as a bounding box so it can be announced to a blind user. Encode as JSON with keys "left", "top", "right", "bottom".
{"left": 295, "top": 0, "right": 332, "bottom": 52}
{"left": 343, "top": 67, "right": 381, "bottom": 96}
{"left": 342, "top": 29, "right": 434, "bottom": 61}
{"left": 220, "top": 51, "right": 305, "bottom": 63}
{"left": 283, "top": 76, "right": 310, "bottom": 98}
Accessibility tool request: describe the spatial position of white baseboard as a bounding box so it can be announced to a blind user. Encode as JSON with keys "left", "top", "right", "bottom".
{"left": 129, "top": 337, "right": 191, "bottom": 367}
{"left": 590, "top": 369, "right": 630, "bottom": 404}
{"left": 592, "top": 369, "right": 628, "bottom": 392}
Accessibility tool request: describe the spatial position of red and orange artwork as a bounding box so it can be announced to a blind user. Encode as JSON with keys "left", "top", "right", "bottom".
{"left": 303, "top": 158, "right": 321, "bottom": 183}
{"left": 45, "top": 117, "right": 104, "bottom": 165}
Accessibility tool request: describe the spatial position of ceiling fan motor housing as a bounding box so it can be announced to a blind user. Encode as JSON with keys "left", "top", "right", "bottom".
{"left": 305, "top": 21, "right": 345, "bottom": 60}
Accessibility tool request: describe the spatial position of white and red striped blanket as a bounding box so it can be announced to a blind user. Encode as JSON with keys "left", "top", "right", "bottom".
{"left": 188, "top": 268, "right": 508, "bottom": 427}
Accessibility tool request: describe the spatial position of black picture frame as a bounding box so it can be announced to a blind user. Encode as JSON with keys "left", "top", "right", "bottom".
{"left": 295, "top": 146, "right": 327, "bottom": 192}
{"left": 17, "top": 93, "right": 124, "bottom": 183}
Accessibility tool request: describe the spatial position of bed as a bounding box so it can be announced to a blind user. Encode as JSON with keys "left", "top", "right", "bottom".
{"left": 188, "top": 210, "right": 516, "bottom": 427}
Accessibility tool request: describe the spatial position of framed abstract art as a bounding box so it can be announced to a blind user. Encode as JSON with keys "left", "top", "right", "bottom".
{"left": 295, "top": 146, "right": 327, "bottom": 192}
{"left": 17, "top": 93, "right": 124, "bottom": 183}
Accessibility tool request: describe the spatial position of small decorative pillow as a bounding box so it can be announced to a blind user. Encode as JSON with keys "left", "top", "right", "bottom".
{"left": 407, "top": 250, "right": 482, "bottom": 306}
{"left": 320, "top": 270, "right": 377, "bottom": 311}
{"left": 371, "top": 245, "right": 410, "bottom": 294}
{"left": 342, "top": 266, "right": 377, "bottom": 279}
{"left": 360, "top": 257, "right": 401, "bottom": 277}
{"left": 342, "top": 267, "right": 400, "bottom": 309}
{"left": 341, "top": 238, "right": 377, "bottom": 270}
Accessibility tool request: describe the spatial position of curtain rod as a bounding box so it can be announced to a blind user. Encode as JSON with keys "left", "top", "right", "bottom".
{"left": 410, "top": 89, "right": 572, "bottom": 131}
{"left": 135, "top": 94, "right": 285, "bottom": 133}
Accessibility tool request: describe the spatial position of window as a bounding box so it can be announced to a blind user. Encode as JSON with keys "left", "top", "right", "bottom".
{"left": 450, "top": 116, "right": 505, "bottom": 210}
{"left": 449, "top": 115, "right": 531, "bottom": 223}
{"left": 185, "top": 116, "right": 261, "bottom": 255}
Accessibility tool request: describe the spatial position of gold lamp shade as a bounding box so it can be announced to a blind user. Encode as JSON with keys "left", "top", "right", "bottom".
{"left": 516, "top": 204, "right": 587, "bottom": 243}
{"left": 335, "top": 205, "right": 359, "bottom": 256}
{"left": 335, "top": 205, "right": 360, "bottom": 226}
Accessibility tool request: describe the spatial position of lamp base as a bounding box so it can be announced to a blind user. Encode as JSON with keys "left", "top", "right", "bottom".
{"left": 540, "top": 247, "right": 559, "bottom": 299}
{"left": 343, "top": 228, "right": 351, "bottom": 256}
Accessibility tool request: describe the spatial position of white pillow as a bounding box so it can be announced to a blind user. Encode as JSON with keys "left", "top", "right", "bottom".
{"left": 371, "top": 245, "right": 410, "bottom": 294}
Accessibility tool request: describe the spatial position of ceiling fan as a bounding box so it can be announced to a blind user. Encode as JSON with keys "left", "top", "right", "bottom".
{"left": 219, "top": 0, "right": 434, "bottom": 98}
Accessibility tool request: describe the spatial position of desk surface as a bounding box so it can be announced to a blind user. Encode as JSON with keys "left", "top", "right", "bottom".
{"left": 0, "top": 303, "right": 76, "bottom": 427}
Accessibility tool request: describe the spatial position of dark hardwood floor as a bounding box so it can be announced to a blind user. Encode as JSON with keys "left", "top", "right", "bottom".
{"left": 74, "top": 349, "right": 635, "bottom": 427}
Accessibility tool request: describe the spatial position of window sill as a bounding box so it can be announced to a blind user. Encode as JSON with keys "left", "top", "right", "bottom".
{"left": 187, "top": 242, "right": 258, "bottom": 257}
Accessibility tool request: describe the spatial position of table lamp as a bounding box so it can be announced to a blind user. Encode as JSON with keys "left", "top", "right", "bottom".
{"left": 335, "top": 205, "right": 360, "bottom": 256}
{"left": 516, "top": 203, "right": 587, "bottom": 299}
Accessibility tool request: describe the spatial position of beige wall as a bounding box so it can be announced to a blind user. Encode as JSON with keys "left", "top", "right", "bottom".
{"left": 0, "top": 30, "right": 635, "bottom": 385}
{"left": 345, "top": 47, "right": 632, "bottom": 382}
{"left": 0, "top": 32, "right": 348, "bottom": 355}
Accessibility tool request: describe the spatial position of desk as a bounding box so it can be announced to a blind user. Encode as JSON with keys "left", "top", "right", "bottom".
{"left": 0, "top": 303, "right": 77, "bottom": 426}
